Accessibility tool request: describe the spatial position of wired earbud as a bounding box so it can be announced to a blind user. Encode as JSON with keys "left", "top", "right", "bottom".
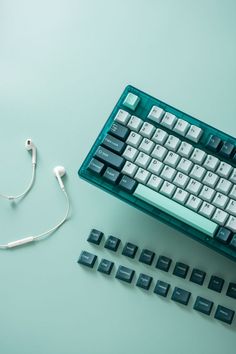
{"left": 0, "top": 166, "right": 70, "bottom": 249}
{"left": 0, "top": 138, "right": 37, "bottom": 201}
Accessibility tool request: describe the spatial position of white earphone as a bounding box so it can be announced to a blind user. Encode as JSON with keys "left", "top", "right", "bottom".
{"left": 0, "top": 138, "right": 37, "bottom": 201}
{"left": 0, "top": 140, "right": 70, "bottom": 249}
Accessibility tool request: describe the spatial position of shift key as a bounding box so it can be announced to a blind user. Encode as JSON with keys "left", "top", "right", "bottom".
{"left": 95, "top": 146, "right": 125, "bottom": 170}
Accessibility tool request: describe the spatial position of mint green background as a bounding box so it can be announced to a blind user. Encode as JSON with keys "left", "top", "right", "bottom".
{"left": 0, "top": 1, "right": 236, "bottom": 353}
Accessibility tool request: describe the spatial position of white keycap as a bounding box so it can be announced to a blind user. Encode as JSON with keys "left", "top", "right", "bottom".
{"left": 212, "top": 209, "right": 229, "bottom": 225}
{"left": 189, "top": 165, "right": 206, "bottom": 181}
{"left": 186, "top": 195, "right": 202, "bottom": 211}
{"left": 135, "top": 152, "right": 151, "bottom": 168}
{"left": 177, "top": 158, "right": 193, "bottom": 174}
{"left": 217, "top": 162, "right": 233, "bottom": 178}
{"left": 147, "top": 159, "right": 164, "bottom": 175}
{"left": 114, "top": 109, "right": 130, "bottom": 125}
{"left": 135, "top": 168, "right": 150, "bottom": 184}
{"left": 226, "top": 215, "right": 236, "bottom": 232}
{"left": 127, "top": 115, "right": 143, "bottom": 132}
{"left": 122, "top": 161, "right": 138, "bottom": 177}
{"left": 229, "top": 185, "right": 236, "bottom": 200}
{"left": 173, "top": 119, "right": 190, "bottom": 136}
{"left": 173, "top": 172, "right": 189, "bottom": 188}
{"left": 203, "top": 155, "right": 219, "bottom": 171}
{"left": 152, "top": 128, "right": 168, "bottom": 145}
{"left": 165, "top": 135, "right": 181, "bottom": 151}
{"left": 164, "top": 151, "right": 180, "bottom": 168}
{"left": 161, "top": 165, "right": 176, "bottom": 182}
{"left": 122, "top": 145, "right": 138, "bottom": 162}
{"left": 226, "top": 199, "right": 236, "bottom": 216}
{"left": 199, "top": 202, "right": 215, "bottom": 218}
{"left": 139, "top": 122, "right": 155, "bottom": 138}
{"left": 203, "top": 171, "right": 219, "bottom": 188}
{"left": 160, "top": 181, "right": 176, "bottom": 197}
{"left": 186, "top": 125, "right": 203, "bottom": 143}
{"left": 147, "top": 175, "right": 163, "bottom": 191}
{"left": 216, "top": 178, "right": 232, "bottom": 195}
{"left": 212, "top": 192, "right": 229, "bottom": 209}
{"left": 229, "top": 169, "right": 236, "bottom": 184}
{"left": 186, "top": 179, "right": 202, "bottom": 195}
{"left": 126, "top": 131, "right": 142, "bottom": 148}
{"left": 147, "top": 106, "right": 165, "bottom": 123}
{"left": 199, "top": 186, "right": 215, "bottom": 202}
{"left": 190, "top": 148, "right": 206, "bottom": 164}
{"left": 161, "top": 112, "right": 177, "bottom": 129}
{"left": 151, "top": 145, "right": 168, "bottom": 161}
{"left": 139, "top": 138, "right": 155, "bottom": 154}
{"left": 173, "top": 188, "right": 189, "bottom": 204}
{"left": 178, "top": 141, "right": 193, "bottom": 158}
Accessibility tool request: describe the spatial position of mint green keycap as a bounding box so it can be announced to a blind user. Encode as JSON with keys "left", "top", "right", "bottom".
{"left": 134, "top": 184, "right": 218, "bottom": 237}
{"left": 123, "top": 93, "right": 140, "bottom": 110}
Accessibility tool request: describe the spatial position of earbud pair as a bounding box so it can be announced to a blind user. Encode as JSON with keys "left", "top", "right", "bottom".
{"left": 0, "top": 139, "right": 70, "bottom": 249}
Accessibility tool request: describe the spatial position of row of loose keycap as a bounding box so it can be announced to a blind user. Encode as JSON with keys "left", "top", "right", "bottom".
{"left": 78, "top": 249, "right": 235, "bottom": 325}
{"left": 86, "top": 229, "right": 236, "bottom": 299}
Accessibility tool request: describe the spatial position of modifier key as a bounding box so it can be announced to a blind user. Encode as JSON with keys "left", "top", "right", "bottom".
{"left": 95, "top": 146, "right": 125, "bottom": 170}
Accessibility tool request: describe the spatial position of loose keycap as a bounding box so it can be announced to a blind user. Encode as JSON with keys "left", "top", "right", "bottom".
{"left": 226, "top": 282, "right": 236, "bottom": 299}
{"left": 139, "top": 249, "right": 155, "bottom": 265}
{"left": 97, "top": 259, "right": 114, "bottom": 275}
{"left": 87, "top": 229, "right": 104, "bottom": 245}
{"left": 104, "top": 235, "right": 121, "bottom": 252}
{"left": 154, "top": 280, "right": 170, "bottom": 297}
{"left": 190, "top": 268, "right": 206, "bottom": 285}
{"left": 77, "top": 251, "right": 97, "bottom": 268}
{"left": 136, "top": 273, "right": 153, "bottom": 290}
{"left": 171, "top": 287, "right": 191, "bottom": 305}
{"left": 208, "top": 275, "right": 224, "bottom": 293}
{"left": 194, "top": 296, "right": 213, "bottom": 316}
{"left": 173, "top": 262, "right": 189, "bottom": 279}
{"left": 156, "top": 255, "right": 172, "bottom": 272}
{"left": 115, "top": 265, "right": 135, "bottom": 283}
{"left": 122, "top": 242, "right": 138, "bottom": 258}
{"left": 214, "top": 305, "right": 235, "bottom": 325}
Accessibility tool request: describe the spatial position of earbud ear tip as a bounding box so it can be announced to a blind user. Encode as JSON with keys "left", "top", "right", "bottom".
{"left": 53, "top": 166, "right": 66, "bottom": 177}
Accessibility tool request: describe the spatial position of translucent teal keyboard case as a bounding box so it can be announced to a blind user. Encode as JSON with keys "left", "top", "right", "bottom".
{"left": 78, "top": 85, "right": 236, "bottom": 262}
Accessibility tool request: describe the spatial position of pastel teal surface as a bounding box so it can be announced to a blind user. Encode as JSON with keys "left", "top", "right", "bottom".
{"left": 0, "top": 1, "right": 236, "bottom": 354}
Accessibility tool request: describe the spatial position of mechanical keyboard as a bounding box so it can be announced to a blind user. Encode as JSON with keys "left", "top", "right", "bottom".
{"left": 78, "top": 86, "right": 236, "bottom": 262}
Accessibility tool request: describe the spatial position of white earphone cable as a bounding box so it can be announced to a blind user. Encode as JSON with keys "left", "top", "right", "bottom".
{"left": 0, "top": 188, "right": 70, "bottom": 249}
{"left": 0, "top": 163, "right": 36, "bottom": 201}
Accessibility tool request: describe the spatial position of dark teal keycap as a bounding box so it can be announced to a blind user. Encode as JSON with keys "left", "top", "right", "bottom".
{"left": 139, "top": 249, "right": 155, "bottom": 265}
{"left": 208, "top": 275, "right": 224, "bottom": 293}
{"left": 214, "top": 305, "right": 235, "bottom": 325}
{"left": 154, "top": 280, "right": 170, "bottom": 297}
{"left": 173, "top": 262, "right": 189, "bottom": 279}
{"left": 136, "top": 273, "right": 153, "bottom": 290}
{"left": 103, "top": 167, "right": 120, "bottom": 184}
{"left": 119, "top": 175, "right": 137, "bottom": 193}
{"left": 122, "top": 242, "right": 138, "bottom": 259}
{"left": 226, "top": 282, "right": 236, "bottom": 299}
{"left": 206, "top": 135, "right": 222, "bottom": 152}
{"left": 97, "top": 259, "right": 114, "bottom": 275}
{"left": 194, "top": 296, "right": 213, "bottom": 315}
{"left": 104, "top": 235, "right": 121, "bottom": 252}
{"left": 87, "top": 158, "right": 105, "bottom": 175}
{"left": 156, "top": 255, "right": 172, "bottom": 272}
{"left": 102, "top": 134, "right": 126, "bottom": 154}
{"left": 95, "top": 146, "right": 125, "bottom": 170}
{"left": 87, "top": 229, "right": 104, "bottom": 245}
{"left": 109, "top": 122, "right": 129, "bottom": 141}
{"left": 190, "top": 268, "right": 206, "bottom": 285}
{"left": 171, "top": 287, "right": 191, "bottom": 305}
{"left": 215, "top": 227, "right": 232, "bottom": 244}
{"left": 78, "top": 251, "right": 97, "bottom": 268}
{"left": 219, "top": 141, "right": 234, "bottom": 159}
{"left": 115, "top": 265, "right": 135, "bottom": 283}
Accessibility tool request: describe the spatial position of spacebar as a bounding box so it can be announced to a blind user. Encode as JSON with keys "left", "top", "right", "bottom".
{"left": 133, "top": 184, "right": 218, "bottom": 237}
